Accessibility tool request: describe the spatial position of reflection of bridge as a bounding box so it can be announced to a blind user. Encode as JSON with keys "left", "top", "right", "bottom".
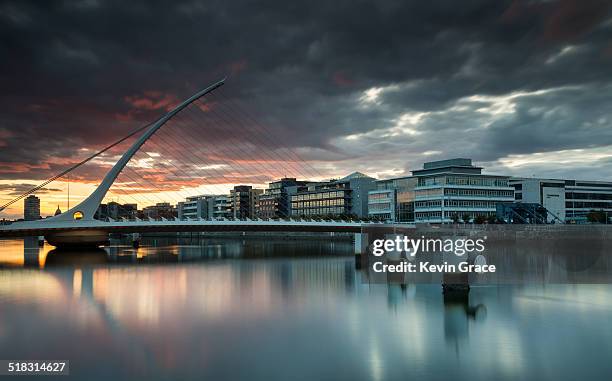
{"left": 0, "top": 78, "right": 388, "bottom": 247}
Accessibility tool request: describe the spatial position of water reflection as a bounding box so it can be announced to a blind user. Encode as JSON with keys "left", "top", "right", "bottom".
{"left": 0, "top": 238, "right": 611, "bottom": 380}
{"left": 45, "top": 248, "right": 109, "bottom": 267}
{"left": 0, "top": 236, "right": 354, "bottom": 269}
{"left": 443, "top": 289, "right": 487, "bottom": 352}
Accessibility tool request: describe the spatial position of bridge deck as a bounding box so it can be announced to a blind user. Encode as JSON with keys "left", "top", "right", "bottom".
{"left": 0, "top": 220, "right": 401, "bottom": 238}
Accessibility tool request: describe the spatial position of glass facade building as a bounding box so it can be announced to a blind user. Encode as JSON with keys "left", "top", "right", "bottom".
{"left": 259, "top": 178, "right": 309, "bottom": 218}
{"left": 290, "top": 172, "right": 376, "bottom": 218}
{"left": 367, "top": 176, "right": 417, "bottom": 222}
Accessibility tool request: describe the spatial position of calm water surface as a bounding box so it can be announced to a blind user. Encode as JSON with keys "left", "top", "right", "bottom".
{"left": 1, "top": 237, "right": 611, "bottom": 380}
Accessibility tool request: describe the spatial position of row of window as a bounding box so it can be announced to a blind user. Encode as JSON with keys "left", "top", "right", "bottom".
{"left": 415, "top": 189, "right": 513, "bottom": 198}
{"left": 444, "top": 200, "right": 499, "bottom": 208}
{"left": 291, "top": 207, "right": 347, "bottom": 215}
{"left": 292, "top": 199, "right": 346, "bottom": 208}
{"left": 415, "top": 200, "right": 441, "bottom": 208}
{"left": 418, "top": 176, "right": 509, "bottom": 187}
{"left": 368, "top": 192, "right": 393, "bottom": 201}
{"left": 415, "top": 211, "right": 442, "bottom": 219}
{"left": 371, "top": 213, "right": 393, "bottom": 220}
{"left": 415, "top": 200, "right": 499, "bottom": 208}
{"left": 291, "top": 191, "right": 347, "bottom": 201}
{"left": 415, "top": 211, "right": 497, "bottom": 220}
{"left": 566, "top": 192, "right": 612, "bottom": 200}
{"left": 369, "top": 203, "right": 392, "bottom": 211}
{"left": 444, "top": 189, "right": 514, "bottom": 197}
{"left": 566, "top": 202, "right": 612, "bottom": 209}
{"left": 414, "top": 188, "right": 443, "bottom": 197}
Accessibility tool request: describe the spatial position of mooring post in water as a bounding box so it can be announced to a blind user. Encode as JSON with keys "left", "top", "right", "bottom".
{"left": 442, "top": 234, "right": 470, "bottom": 293}
{"left": 131, "top": 233, "right": 141, "bottom": 248}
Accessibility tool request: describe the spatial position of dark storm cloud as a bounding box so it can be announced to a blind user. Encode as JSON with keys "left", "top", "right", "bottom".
{"left": 0, "top": 183, "right": 61, "bottom": 195}
{"left": 0, "top": 0, "right": 611, "bottom": 182}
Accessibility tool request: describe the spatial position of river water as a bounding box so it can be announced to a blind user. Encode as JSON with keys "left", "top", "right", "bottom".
{"left": 1, "top": 237, "right": 611, "bottom": 380}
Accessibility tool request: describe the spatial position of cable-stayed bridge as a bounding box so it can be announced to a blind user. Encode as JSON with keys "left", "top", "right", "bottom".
{"left": 0, "top": 79, "right": 391, "bottom": 247}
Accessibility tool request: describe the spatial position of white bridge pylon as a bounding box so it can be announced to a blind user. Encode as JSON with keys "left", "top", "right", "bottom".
{"left": 46, "top": 78, "right": 226, "bottom": 223}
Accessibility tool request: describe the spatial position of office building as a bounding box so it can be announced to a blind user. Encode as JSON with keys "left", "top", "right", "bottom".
{"left": 412, "top": 158, "right": 514, "bottom": 223}
{"left": 368, "top": 176, "right": 417, "bottom": 222}
{"left": 178, "top": 195, "right": 208, "bottom": 220}
{"left": 290, "top": 172, "right": 376, "bottom": 218}
{"left": 96, "top": 202, "right": 138, "bottom": 220}
{"left": 259, "top": 178, "right": 309, "bottom": 218}
{"left": 142, "top": 202, "right": 177, "bottom": 220}
{"left": 508, "top": 178, "right": 565, "bottom": 222}
{"left": 24, "top": 195, "right": 40, "bottom": 221}
{"left": 177, "top": 194, "right": 232, "bottom": 220}
{"left": 510, "top": 178, "right": 612, "bottom": 223}
{"left": 212, "top": 195, "right": 232, "bottom": 219}
{"left": 230, "top": 185, "right": 263, "bottom": 219}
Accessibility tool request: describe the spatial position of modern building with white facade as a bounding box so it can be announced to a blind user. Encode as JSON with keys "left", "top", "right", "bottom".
{"left": 213, "top": 195, "right": 232, "bottom": 219}
{"left": 509, "top": 178, "right": 565, "bottom": 222}
{"left": 510, "top": 178, "right": 612, "bottom": 223}
{"left": 178, "top": 194, "right": 231, "bottom": 220}
{"left": 412, "top": 158, "right": 514, "bottom": 223}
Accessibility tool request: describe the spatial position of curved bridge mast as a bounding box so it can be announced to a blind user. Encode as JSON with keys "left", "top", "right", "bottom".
{"left": 48, "top": 78, "right": 225, "bottom": 222}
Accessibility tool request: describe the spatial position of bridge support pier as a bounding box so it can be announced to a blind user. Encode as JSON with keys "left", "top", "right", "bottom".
{"left": 354, "top": 232, "right": 368, "bottom": 269}
{"left": 45, "top": 230, "right": 109, "bottom": 249}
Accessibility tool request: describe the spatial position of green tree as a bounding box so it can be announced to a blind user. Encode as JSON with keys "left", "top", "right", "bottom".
{"left": 461, "top": 214, "right": 471, "bottom": 224}
{"left": 474, "top": 215, "right": 487, "bottom": 224}
{"left": 451, "top": 213, "right": 459, "bottom": 224}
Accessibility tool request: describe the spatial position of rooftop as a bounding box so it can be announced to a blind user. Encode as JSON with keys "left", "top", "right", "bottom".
{"left": 412, "top": 158, "right": 483, "bottom": 176}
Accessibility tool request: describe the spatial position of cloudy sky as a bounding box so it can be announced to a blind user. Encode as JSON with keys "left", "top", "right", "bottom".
{"left": 1, "top": 0, "right": 612, "bottom": 217}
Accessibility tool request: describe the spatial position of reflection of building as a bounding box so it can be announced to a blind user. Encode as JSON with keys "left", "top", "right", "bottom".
{"left": 259, "top": 178, "right": 309, "bottom": 218}
{"left": 291, "top": 172, "right": 376, "bottom": 218}
{"left": 368, "top": 176, "right": 417, "bottom": 222}
{"left": 142, "top": 202, "right": 177, "bottom": 219}
{"left": 24, "top": 195, "right": 41, "bottom": 221}
{"left": 510, "top": 177, "right": 612, "bottom": 223}
{"left": 443, "top": 290, "right": 487, "bottom": 346}
{"left": 412, "top": 158, "right": 514, "bottom": 223}
{"left": 96, "top": 202, "right": 138, "bottom": 220}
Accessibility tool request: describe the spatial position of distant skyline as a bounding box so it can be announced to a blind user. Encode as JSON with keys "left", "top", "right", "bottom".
{"left": 1, "top": 0, "right": 612, "bottom": 218}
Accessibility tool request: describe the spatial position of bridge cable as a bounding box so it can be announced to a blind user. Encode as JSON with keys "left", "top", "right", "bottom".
{"left": 0, "top": 121, "right": 156, "bottom": 212}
